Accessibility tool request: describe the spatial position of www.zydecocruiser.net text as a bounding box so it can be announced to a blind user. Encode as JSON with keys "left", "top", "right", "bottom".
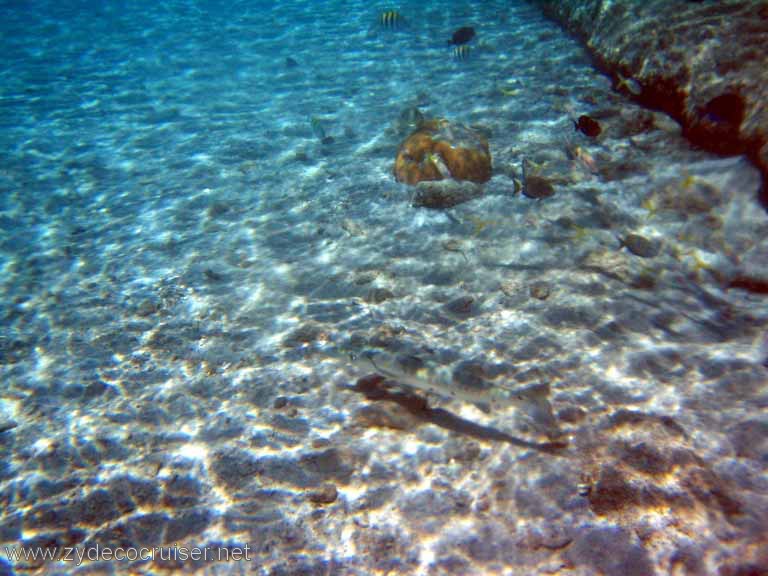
{"left": 4, "top": 544, "right": 252, "bottom": 566}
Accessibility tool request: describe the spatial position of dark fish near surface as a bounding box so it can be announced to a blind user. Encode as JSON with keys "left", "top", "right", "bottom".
{"left": 523, "top": 175, "right": 554, "bottom": 199}
{"left": 449, "top": 26, "right": 475, "bottom": 45}
{"left": 311, "top": 116, "right": 326, "bottom": 140}
{"left": 398, "top": 106, "right": 424, "bottom": 132}
{"left": 379, "top": 10, "right": 405, "bottom": 28}
{"left": 453, "top": 45, "right": 471, "bottom": 61}
{"left": 574, "top": 114, "right": 601, "bottom": 138}
{"left": 521, "top": 158, "right": 555, "bottom": 199}
{"left": 619, "top": 233, "right": 660, "bottom": 258}
{"left": 310, "top": 117, "right": 335, "bottom": 146}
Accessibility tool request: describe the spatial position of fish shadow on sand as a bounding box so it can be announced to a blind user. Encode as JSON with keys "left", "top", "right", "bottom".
{"left": 350, "top": 375, "right": 568, "bottom": 454}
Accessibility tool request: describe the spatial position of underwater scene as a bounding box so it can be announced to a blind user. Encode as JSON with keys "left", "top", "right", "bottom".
{"left": 1, "top": 0, "right": 767, "bottom": 574}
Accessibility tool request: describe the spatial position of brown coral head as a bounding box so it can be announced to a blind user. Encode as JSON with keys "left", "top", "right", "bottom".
{"left": 394, "top": 120, "right": 491, "bottom": 185}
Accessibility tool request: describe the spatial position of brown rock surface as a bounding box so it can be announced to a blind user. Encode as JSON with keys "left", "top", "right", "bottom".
{"left": 529, "top": 0, "right": 768, "bottom": 207}
{"left": 394, "top": 119, "right": 492, "bottom": 185}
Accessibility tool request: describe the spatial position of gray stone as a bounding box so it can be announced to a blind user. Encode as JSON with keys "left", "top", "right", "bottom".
{"left": 443, "top": 295, "right": 478, "bottom": 318}
{"left": 22, "top": 477, "right": 83, "bottom": 503}
{"left": 222, "top": 493, "right": 290, "bottom": 533}
{"left": 118, "top": 475, "right": 160, "bottom": 507}
{"left": 543, "top": 306, "right": 598, "bottom": 329}
{"left": 125, "top": 513, "right": 167, "bottom": 547}
{"left": 77, "top": 489, "right": 121, "bottom": 527}
{"left": 727, "top": 419, "right": 768, "bottom": 463}
{"left": 714, "top": 368, "right": 766, "bottom": 400}
{"left": 565, "top": 525, "right": 655, "bottom": 576}
{"left": 94, "top": 436, "right": 131, "bottom": 461}
{"left": 0, "top": 514, "right": 21, "bottom": 543}
{"left": 25, "top": 503, "right": 77, "bottom": 531}
{"left": 298, "top": 449, "right": 354, "bottom": 484}
{"left": 164, "top": 509, "right": 211, "bottom": 543}
{"left": 163, "top": 474, "right": 203, "bottom": 508}
{"left": 270, "top": 414, "right": 310, "bottom": 437}
{"left": 211, "top": 448, "right": 260, "bottom": 490}
{"left": 34, "top": 441, "right": 79, "bottom": 476}
{"left": 256, "top": 457, "right": 312, "bottom": 487}
{"left": 364, "top": 287, "right": 395, "bottom": 304}
{"left": 421, "top": 267, "right": 457, "bottom": 286}
{"left": 669, "top": 543, "right": 707, "bottom": 576}
{"left": 75, "top": 440, "right": 102, "bottom": 467}
{"left": 91, "top": 331, "right": 139, "bottom": 355}
{"left": 85, "top": 525, "right": 138, "bottom": 553}
{"left": 268, "top": 558, "right": 339, "bottom": 576}
{"left": 617, "top": 442, "right": 673, "bottom": 476}
{"left": 431, "top": 555, "right": 471, "bottom": 574}
{"left": 513, "top": 336, "right": 563, "bottom": 362}
{"left": 0, "top": 338, "right": 33, "bottom": 365}
{"left": 402, "top": 488, "right": 471, "bottom": 523}
{"left": 306, "top": 484, "right": 338, "bottom": 505}
{"left": 106, "top": 477, "right": 138, "bottom": 515}
{"left": 199, "top": 414, "right": 245, "bottom": 441}
{"left": 136, "top": 404, "right": 170, "bottom": 426}
{"left": 411, "top": 180, "right": 484, "bottom": 209}
{"left": 354, "top": 528, "right": 418, "bottom": 571}
{"left": 354, "top": 486, "right": 397, "bottom": 511}
{"left": 627, "top": 349, "right": 686, "bottom": 383}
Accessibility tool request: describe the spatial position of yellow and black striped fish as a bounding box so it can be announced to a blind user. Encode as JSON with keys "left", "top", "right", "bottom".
{"left": 453, "top": 45, "right": 470, "bottom": 60}
{"left": 379, "top": 10, "right": 405, "bottom": 28}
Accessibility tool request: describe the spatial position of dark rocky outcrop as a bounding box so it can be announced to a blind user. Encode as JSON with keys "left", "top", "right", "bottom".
{"left": 529, "top": 0, "right": 768, "bottom": 208}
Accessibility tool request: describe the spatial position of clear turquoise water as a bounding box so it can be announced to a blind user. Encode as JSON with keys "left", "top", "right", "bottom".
{"left": 1, "top": 1, "right": 767, "bottom": 574}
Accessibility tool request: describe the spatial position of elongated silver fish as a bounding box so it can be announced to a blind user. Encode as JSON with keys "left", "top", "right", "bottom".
{"left": 329, "top": 347, "right": 563, "bottom": 439}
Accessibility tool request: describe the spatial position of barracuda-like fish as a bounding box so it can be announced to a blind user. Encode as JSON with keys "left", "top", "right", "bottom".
{"left": 330, "top": 347, "right": 563, "bottom": 439}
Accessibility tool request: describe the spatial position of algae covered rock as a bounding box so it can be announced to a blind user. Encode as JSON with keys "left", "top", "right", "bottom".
{"left": 530, "top": 0, "right": 768, "bottom": 208}
{"left": 411, "top": 180, "right": 484, "bottom": 209}
{"left": 394, "top": 119, "right": 492, "bottom": 185}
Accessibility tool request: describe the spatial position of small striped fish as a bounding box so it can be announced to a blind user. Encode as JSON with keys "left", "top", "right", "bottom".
{"left": 453, "top": 45, "right": 470, "bottom": 60}
{"left": 379, "top": 10, "right": 405, "bottom": 29}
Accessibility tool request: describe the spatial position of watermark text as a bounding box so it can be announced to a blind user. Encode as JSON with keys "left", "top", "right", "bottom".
{"left": 4, "top": 544, "right": 252, "bottom": 567}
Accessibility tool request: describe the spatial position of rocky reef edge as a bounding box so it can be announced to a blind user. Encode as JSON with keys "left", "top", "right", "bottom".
{"left": 529, "top": 0, "right": 768, "bottom": 208}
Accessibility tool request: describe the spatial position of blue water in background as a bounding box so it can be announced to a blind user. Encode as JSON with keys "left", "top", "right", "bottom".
{"left": 1, "top": 0, "right": 515, "bottom": 266}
